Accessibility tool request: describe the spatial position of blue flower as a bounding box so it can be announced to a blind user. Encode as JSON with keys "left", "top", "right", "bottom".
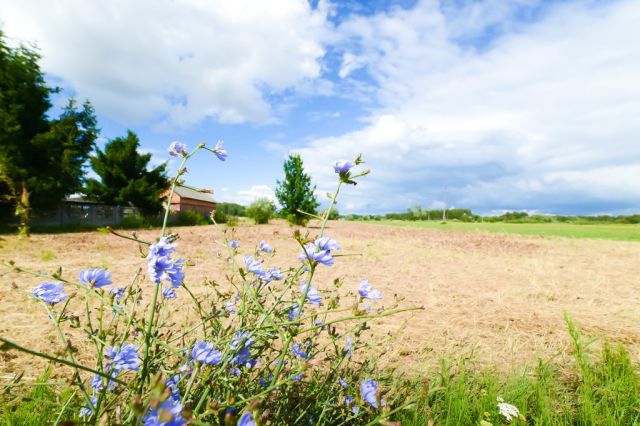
{"left": 334, "top": 160, "right": 355, "bottom": 174}
{"left": 32, "top": 282, "right": 67, "bottom": 305}
{"left": 79, "top": 397, "right": 97, "bottom": 418}
{"left": 162, "top": 287, "right": 178, "bottom": 299}
{"left": 191, "top": 341, "right": 222, "bottom": 365}
{"left": 340, "top": 378, "right": 348, "bottom": 388}
{"left": 231, "top": 347, "right": 256, "bottom": 368}
{"left": 292, "top": 342, "right": 309, "bottom": 359}
{"left": 300, "top": 280, "right": 321, "bottom": 306}
{"left": 165, "top": 375, "right": 182, "bottom": 399}
{"left": 147, "top": 238, "right": 184, "bottom": 288}
{"left": 90, "top": 374, "right": 117, "bottom": 391}
{"left": 229, "top": 240, "right": 240, "bottom": 248}
{"left": 358, "top": 279, "right": 382, "bottom": 300}
{"left": 230, "top": 331, "right": 254, "bottom": 349}
{"left": 238, "top": 412, "right": 255, "bottom": 426}
{"left": 345, "top": 395, "right": 353, "bottom": 405}
{"left": 213, "top": 140, "right": 227, "bottom": 161}
{"left": 291, "top": 373, "right": 303, "bottom": 382}
{"left": 259, "top": 240, "right": 273, "bottom": 253}
{"left": 148, "top": 237, "right": 176, "bottom": 258}
{"left": 298, "top": 243, "right": 334, "bottom": 266}
{"left": 89, "top": 374, "right": 102, "bottom": 390}
{"left": 360, "top": 379, "right": 379, "bottom": 408}
{"left": 265, "top": 267, "right": 284, "bottom": 281}
{"left": 109, "top": 287, "right": 125, "bottom": 302}
{"left": 315, "top": 236, "right": 340, "bottom": 251}
{"left": 105, "top": 343, "right": 141, "bottom": 372}
{"left": 144, "top": 394, "right": 185, "bottom": 426}
{"left": 168, "top": 141, "right": 187, "bottom": 157}
{"left": 345, "top": 336, "right": 354, "bottom": 356}
{"left": 225, "top": 297, "right": 239, "bottom": 315}
{"left": 288, "top": 304, "right": 303, "bottom": 322}
{"left": 78, "top": 268, "right": 112, "bottom": 288}
{"left": 243, "top": 255, "right": 263, "bottom": 276}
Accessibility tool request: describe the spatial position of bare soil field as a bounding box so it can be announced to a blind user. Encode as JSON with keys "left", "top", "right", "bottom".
{"left": 1, "top": 220, "right": 639, "bottom": 381}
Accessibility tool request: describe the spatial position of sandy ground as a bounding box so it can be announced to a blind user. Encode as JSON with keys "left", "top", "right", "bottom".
{"left": 1, "top": 220, "right": 639, "bottom": 382}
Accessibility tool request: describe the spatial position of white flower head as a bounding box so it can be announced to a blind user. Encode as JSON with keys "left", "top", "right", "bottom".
{"left": 497, "top": 397, "right": 520, "bottom": 422}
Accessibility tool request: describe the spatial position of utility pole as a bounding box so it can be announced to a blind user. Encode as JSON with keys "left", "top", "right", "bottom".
{"left": 442, "top": 188, "right": 448, "bottom": 222}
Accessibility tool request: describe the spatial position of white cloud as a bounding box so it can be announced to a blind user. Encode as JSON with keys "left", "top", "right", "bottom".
{"left": 297, "top": 0, "right": 640, "bottom": 214}
{"left": 219, "top": 184, "right": 276, "bottom": 206}
{"left": 1, "top": 0, "right": 331, "bottom": 126}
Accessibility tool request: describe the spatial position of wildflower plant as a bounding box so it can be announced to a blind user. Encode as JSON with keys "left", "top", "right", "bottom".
{"left": 1, "top": 143, "right": 420, "bottom": 424}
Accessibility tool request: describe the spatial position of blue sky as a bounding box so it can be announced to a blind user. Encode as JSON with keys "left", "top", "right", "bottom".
{"left": 2, "top": 0, "right": 639, "bottom": 215}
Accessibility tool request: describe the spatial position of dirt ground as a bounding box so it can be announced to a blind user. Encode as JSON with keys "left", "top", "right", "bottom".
{"left": 1, "top": 220, "right": 639, "bottom": 382}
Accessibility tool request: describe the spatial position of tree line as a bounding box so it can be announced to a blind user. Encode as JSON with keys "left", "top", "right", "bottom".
{"left": 0, "top": 32, "right": 172, "bottom": 235}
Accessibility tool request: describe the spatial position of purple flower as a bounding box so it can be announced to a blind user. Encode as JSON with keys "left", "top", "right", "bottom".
{"left": 340, "top": 378, "right": 348, "bottom": 388}
{"left": 259, "top": 240, "right": 273, "bottom": 253}
{"left": 105, "top": 343, "right": 141, "bottom": 372}
{"left": 165, "top": 375, "right": 182, "bottom": 399}
{"left": 78, "top": 268, "right": 112, "bottom": 288}
{"left": 109, "top": 287, "right": 125, "bottom": 302}
{"left": 192, "top": 341, "right": 222, "bottom": 365}
{"left": 315, "top": 236, "right": 340, "bottom": 251}
{"left": 358, "top": 279, "right": 382, "bottom": 300}
{"left": 298, "top": 243, "right": 334, "bottom": 266}
{"left": 291, "top": 343, "right": 308, "bottom": 359}
{"left": 300, "top": 280, "right": 321, "bottom": 306}
{"left": 334, "top": 160, "right": 355, "bottom": 174}
{"left": 229, "top": 240, "right": 240, "bottom": 248}
{"left": 360, "top": 379, "right": 379, "bottom": 408}
{"left": 168, "top": 141, "right": 187, "bottom": 157}
{"left": 213, "top": 140, "right": 227, "bottom": 161}
{"left": 345, "top": 395, "right": 353, "bottom": 405}
{"left": 238, "top": 412, "right": 255, "bottom": 426}
{"left": 162, "top": 287, "right": 178, "bottom": 299}
{"left": 291, "top": 373, "right": 303, "bottom": 381}
{"left": 32, "top": 282, "right": 67, "bottom": 305}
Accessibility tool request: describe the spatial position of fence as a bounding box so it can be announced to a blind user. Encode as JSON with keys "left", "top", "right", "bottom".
{"left": 27, "top": 201, "right": 139, "bottom": 227}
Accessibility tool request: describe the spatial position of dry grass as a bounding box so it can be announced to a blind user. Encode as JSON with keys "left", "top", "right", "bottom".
{"left": 1, "top": 220, "right": 639, "bottom": 382}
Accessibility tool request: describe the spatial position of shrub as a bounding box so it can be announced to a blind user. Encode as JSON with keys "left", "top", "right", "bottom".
{"left": 246, "top": 197, "right": 276, "bottom": 224}
{"left": 2, "top": 141, "right": 415, "bottom": 425}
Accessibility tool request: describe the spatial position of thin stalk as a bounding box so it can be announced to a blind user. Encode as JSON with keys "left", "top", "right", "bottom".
{"left": 0, "top": 336, "right": 126, "bottom": 385}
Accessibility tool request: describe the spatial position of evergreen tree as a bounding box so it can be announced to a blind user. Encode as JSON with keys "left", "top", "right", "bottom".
{"left": 85, "top": 130, "right": 169, "bottom": 216}
{"left": 275, "top": 154, "right": 319, "bottom": 226}
{"left": 0, "top": 32, "right": 98, "bottom": 235}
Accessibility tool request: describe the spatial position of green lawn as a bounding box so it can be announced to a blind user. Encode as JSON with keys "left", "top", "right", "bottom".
{"left": 359, "top": 220, "right": 640, "bottom": 241}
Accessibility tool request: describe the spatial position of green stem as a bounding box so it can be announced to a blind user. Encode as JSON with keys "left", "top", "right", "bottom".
{"left": 0, "top": 336, "right": 126, "bottom": 385}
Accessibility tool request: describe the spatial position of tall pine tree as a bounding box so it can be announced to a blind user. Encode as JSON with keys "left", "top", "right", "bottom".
{"left": 0, "top": 32, "right": 98, "bottom": 235}
{"left": 85, "top": 130, "right": 169, "bottom": 216}
{"left": 275, "top": 154, "right": 319, "bottom": 226}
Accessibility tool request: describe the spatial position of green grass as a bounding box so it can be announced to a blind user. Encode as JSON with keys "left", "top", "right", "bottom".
{"left": 395, "top": 316, "right": 640, "bottom": 425}
{"left": 359, "top": 220, "right": 640, "bottom": 241}
{"left": 4, "top": 317, "right": 639, "bottom": 425}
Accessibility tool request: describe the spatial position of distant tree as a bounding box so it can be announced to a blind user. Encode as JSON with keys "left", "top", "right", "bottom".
{"left": 216, "top": 202, "right": 247, "bottom": 217}
{"left": 0, "top": 32, "right": 98, "bottom": 235}
{"left": 274, "top": 154, "right": 319, "bottom": 226}
{"left": 247, "top": 198, "right": 276, "bottom": 224}
{"left": 323, "top": 206, "right": 340, "bottom": 220}
{"left": 85, "top": 131, "right": 169, "bottom": 216}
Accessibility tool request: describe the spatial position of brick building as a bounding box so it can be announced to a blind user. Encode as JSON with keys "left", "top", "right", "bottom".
{"left": 163, "top": 186, "right": 217, "bottom": 216}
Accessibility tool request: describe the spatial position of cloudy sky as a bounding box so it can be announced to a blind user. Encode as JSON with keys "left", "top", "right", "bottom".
{"left": 2, "top": 0, "right": 638, "bottom": 215}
